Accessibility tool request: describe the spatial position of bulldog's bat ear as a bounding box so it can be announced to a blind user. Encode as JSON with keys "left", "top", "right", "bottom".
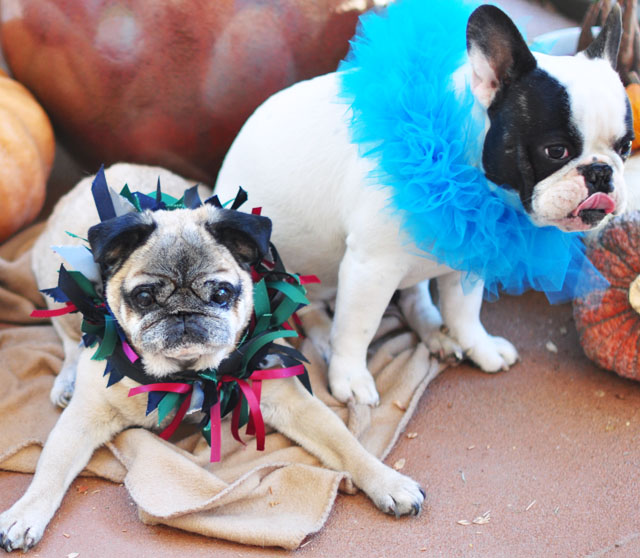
{"left": 583, "top": 4, "right": 622, "bottom": 68}
{"left": 207, "top": 209, "right": 272, "bottom": 268}
{"left": 466, "top": 5, "right": 537, "bottom": 107}
{"left": 88, "top": 212, "right": 156, "bottom": 276}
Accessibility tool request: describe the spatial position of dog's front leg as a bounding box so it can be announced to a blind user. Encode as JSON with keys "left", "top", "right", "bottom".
{"left": 329, "top": 245, "right": 407, "bottom": 405}
{"left": 0, "top": 394, "right": 124, "bottom": 552}
{"left": 437, "top": 271, "right": 519, "bottom": 372}
{"left": 261, "top": 377, "right": 424, "bottom": 516}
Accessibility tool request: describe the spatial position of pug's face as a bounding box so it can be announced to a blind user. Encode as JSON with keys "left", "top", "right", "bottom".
{"left": 88, "top": 205, "right": 272, "bottom": 377}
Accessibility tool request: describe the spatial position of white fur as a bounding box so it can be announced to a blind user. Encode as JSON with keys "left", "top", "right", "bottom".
{"left": 215, "top": 72, "right": 519, "bottom": 405}
{"left": 214, "top": 14, "right": 628, "bottom": 406}
{"left": 215, "top": 38, "right": 630, "bottom": 406}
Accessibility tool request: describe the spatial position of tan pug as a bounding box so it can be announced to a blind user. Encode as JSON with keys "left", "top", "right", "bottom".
{"left": 0, "top": 164, "right": 424, "bottom": 553}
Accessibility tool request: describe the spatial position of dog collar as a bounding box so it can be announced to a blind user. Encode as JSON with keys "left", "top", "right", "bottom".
{"left": 337, "top": 0, "right": 607, "bottom": 302}
{"left": 33, "top": 167, "right": 317, "bottom": 462}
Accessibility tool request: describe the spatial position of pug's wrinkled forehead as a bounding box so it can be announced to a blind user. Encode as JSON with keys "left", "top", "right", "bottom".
{"left": 87, "top": 205, "right": 272, "bottom": 279}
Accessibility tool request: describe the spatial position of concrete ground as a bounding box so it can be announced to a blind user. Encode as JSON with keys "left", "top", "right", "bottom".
{"left": 3, "top": 2, "right": 639, "bottom": 557}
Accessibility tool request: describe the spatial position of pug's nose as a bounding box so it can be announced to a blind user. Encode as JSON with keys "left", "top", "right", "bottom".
{"left": 579, "top": 163, "right": 613, "bottom": 194}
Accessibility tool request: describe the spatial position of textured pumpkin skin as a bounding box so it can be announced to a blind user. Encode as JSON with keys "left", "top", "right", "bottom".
{"left": 0, "top": 1, "right": 369, "bottom": 182}
{"left": 573, "top": 212, "right": 640, "bottom": 380}
{"left": 0, "top": 68, "right": 55, "bottom": 242}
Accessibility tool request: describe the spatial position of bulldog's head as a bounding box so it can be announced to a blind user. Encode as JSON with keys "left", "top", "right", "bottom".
{"left": 467, "top": 4, "right": 632, "bottom": 232}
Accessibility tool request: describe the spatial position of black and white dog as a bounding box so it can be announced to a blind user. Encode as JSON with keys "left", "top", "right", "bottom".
{"left": 215, "top": 4, "right": 632, "bottom": 405}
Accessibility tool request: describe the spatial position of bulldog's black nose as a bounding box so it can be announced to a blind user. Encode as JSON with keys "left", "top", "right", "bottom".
{"left": 578, "top": 163, "right": 613, "bottom": 194}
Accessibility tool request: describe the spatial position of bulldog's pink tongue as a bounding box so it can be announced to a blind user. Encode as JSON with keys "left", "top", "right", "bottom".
{"left": 572, "top": 193, "right": 616, "bottom": 216}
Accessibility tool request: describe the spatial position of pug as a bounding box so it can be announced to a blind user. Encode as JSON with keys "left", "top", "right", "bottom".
{"left": 214, "top": 3, "right": 632, "bottom": 405}
{"left": 0, "top": 164, "right": 425, "bottom": 553}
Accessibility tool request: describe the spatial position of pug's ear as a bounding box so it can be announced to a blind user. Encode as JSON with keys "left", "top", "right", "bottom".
{"left": 88, "top": 212, "right": 156, "bottom": 276}
{"left": 207, "top": 209, "right": 272, "bottom": 267}
{"left": 466, "top": 5, "right": 537, "bottom": 107}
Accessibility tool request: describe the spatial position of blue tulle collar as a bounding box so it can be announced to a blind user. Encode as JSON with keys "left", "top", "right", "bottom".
{"left": 337, "top": 0, "right": 606, "bottom": 302}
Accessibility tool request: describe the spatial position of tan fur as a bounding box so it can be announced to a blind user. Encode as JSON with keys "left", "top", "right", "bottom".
{"left": 0, "top": 163, "right": 424, "bottom": 553}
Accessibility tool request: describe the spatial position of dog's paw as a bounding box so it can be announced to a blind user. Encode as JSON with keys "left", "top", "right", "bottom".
{"left": 49, "top": 366, "right": 76, "bottom": 408}
{"left": 0, "top": 509, "right": 44, "bottom": 553}
{"left": 364, "top": 468, "right": 425, "bottom": 517}
{"left": 421, "top": 327, "right": 464, "bottom": 362}
{"left": 328, "top": 356, "right": 379, "bottom": 406}
{"left": 467, "top": 334, "right": 519, "bottom": 373}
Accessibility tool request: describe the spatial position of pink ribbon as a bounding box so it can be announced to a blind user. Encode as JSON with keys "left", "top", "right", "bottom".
{"left": 128, "top": 382, "right": 193, "bottom": 440}
{"left": 121, "top": 341, "right": 139, "bottom": 363}
{"left": 30, "top": 302, "right": 77, "bottom": 318}
{"left": 128, "top": 364, "right": 306, "bottom": 462}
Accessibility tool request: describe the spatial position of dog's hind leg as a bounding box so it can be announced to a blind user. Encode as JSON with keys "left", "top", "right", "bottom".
{"left": 49, "top": 334, "right": 82, "bottom": 408}
{"left": 398, "top": 280, "right": 463, "bottom": 361}
{"left": 261, "top": 376, "right": 425, "bottom": 516}
{"left": 437, "top": 271, "right": 519, "bottom": 372}
{"left": 49, "top": 316, "right": 83, "bottom": 408}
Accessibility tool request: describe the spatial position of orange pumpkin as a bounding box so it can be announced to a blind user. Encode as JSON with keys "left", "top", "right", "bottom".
{"left": 626, "top": 83, "right": 640, "bottom": 151}
{"left": 0, "top": 68, "right": 55, "bottom": 242}
{"left": 573, "top": 211, "right": 640, "bottom": 380}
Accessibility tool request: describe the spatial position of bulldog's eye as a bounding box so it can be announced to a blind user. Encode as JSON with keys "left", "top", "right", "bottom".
{"left": 132, "top": 287, "right": 155, "bottom": 308}
{"left": 210, "top": 282, "right": 236, "bottom": 306}
{"left": 617, "top": 140, "right": 633, "bottom": 159}
{"left": 544, "top": 145, "right": 570, "bottom": 160}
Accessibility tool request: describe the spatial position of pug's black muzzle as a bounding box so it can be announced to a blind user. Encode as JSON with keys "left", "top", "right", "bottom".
{"left": 163, "top": 313, "right": 214, "bottom": 346}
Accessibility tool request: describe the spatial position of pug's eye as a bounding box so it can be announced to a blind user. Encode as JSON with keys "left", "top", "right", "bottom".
{"left": 210, "top": 282, "right": 236, "bottom": 306}
{"left": 544, "top": 144, "right": 570, "bottom": 160}
{"left": 132, "top": 287, "right": 155, "bottom": 308}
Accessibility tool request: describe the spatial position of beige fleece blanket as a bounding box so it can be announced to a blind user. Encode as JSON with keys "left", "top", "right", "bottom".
{"left": 0, "top": 225, "right": 444, "bottom": 550}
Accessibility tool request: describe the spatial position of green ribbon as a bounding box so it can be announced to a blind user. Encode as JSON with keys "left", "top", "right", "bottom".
{"left": 91, "top": 316, "right": 117, "bottom": 361}
{"left": 68, "top": 270, "right": 99, "bottom": 299}
{"left": 265, "top": 280, "right": 309, "bottom": 305}
{"left": 241, "top": 329, "right": 299, "bottom": 367}
{"left": 119, "top": 184, "right": 142, "bottom": 211}
{"left": 157, "top": 391, "right": 184, "bottom": 425}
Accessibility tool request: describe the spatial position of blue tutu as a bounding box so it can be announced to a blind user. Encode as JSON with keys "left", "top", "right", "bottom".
{"left": 337, "top": 0, "right": 606, "bottom": 302}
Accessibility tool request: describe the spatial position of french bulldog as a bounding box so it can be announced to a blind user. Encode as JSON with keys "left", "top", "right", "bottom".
{"left": 214, "top": 3, "right": 632, "bottom": 405}
{"left": 0, "top": 164, "right": 425, "bottom": 552}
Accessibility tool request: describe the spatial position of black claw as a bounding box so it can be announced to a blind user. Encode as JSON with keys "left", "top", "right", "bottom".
{"left": 1, "top": 525, "right": 11, "bottom": 552}
{"left": 419, "top": 487, "right": 426, "bottom": 498}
